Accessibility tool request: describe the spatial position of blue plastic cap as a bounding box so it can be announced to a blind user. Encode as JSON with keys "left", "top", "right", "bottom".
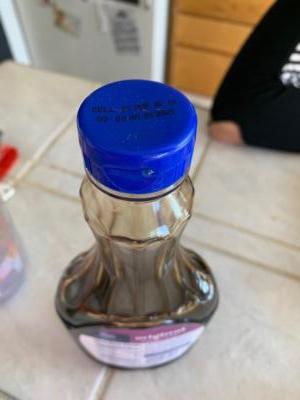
{"left": 77, "top": 80, "right": 197, "bottom": 194}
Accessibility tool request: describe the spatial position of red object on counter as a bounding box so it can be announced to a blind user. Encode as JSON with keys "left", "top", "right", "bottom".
{"left": 0, "top": 145, "right": 19, "bottom": 180}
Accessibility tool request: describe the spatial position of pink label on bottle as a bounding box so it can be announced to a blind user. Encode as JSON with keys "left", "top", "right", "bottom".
{"left": 79, "top": 323, "right": 204, "bottom": 368}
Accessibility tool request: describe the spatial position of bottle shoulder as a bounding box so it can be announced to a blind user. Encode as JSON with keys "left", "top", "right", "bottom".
{"left": 80, "top": 175, "right": 194, "bottom": 241}
{"left": 56, "top": 245, "right": 218, "bottom": 328}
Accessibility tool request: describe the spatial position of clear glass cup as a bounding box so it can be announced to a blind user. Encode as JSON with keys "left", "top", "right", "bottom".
{"left": 0, "top": 201, "right": 25, "bottom": 302}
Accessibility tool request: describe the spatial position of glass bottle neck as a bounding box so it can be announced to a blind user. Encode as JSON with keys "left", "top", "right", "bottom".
{"left": 86, "top": 171, "right": 188, "bottom": 201}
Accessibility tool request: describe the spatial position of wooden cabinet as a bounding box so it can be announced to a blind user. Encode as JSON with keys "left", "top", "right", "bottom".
{"left": 174, "top": 15, "right": 251, "bottom": 55}
{"left": 169, "top": 47, "right": 233, "bottom": 97}
{"left": 167, "top": 0, "right": 274, "bottom": 97}
{"left": 176, "top": 0, "right": 274, "bottom": 25}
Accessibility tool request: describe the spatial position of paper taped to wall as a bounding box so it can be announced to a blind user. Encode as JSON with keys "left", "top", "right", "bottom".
{"left": 94, "top": 0, "right": 140, "bottom": 53}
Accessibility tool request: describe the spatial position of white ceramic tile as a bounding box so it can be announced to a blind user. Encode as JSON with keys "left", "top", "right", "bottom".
{"left": 185, "top": 92, "right": 212, "bottom": 110}
{"left": 3, "top": 185, "right": 104, "bottom": 400}
{"left": 103, "top": 241, "right": 300, "bottom": 400}
{"left": 43, "top": 121, "right": 84, "bottom": 176}
{"left": 0, "top": 62, "right": 96, "bottom": 176}
{"left": 184, "top": 214, "right": 300, "bottom": 279}
{"left": 25, "top": 164, "right": 82, "bottom": 201}
{"left": 193, "top": 141, "right": 300, "bottom": 248}
{"left": 189, "top": 108, "right": 209, "bottom": 179}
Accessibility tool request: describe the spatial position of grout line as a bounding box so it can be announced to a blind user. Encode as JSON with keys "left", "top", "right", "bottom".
{"left": 27, "top": 174, "right": 300, "bottom": 283}
{"left": 88, "top": 367, "right": 111, "bottom": 400}
{"left": 191, "top": 136, "right": 212, "bottom": 182}
{"left": 9, "top": 111, "right": 75, "bottom": 187}
{"left": 25, "top": 181, "right": 80, "bottom": 203}
{"left": 96, "top": 369, "right": 114, "bottom": 400}
{"left": 24, "top": 162, "right": 300, "bottom": 283}
{"left": 16, "top": 103, "right": 300, "bottom": 278}
{"left": 176, "top": 42, "right": 235, "bottom": 58}
{"left": 194, "top": 211, "right": 300, "bottom": 254}
{"left": 43, "top": 163, "right": 83, "bottom": 178}
{"left": 178, "top": 10, "right": 254, "bottom": 28}
{"left": 185, "top": 235, "right": 300, "bottom": 283}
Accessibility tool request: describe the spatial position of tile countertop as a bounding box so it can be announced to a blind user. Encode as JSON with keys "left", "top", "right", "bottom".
{"left": 1, "top": 62, "right": 300, "bottom": 400}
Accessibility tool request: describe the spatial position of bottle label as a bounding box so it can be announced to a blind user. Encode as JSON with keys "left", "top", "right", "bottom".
{"left": 79, "top": 323, "right": 204, "bottom": 368}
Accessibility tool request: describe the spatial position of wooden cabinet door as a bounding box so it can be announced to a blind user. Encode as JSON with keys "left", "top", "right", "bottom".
{"left": 174, "top": 14, "right": 251, "bottom": 55}
{"left": 176, "top": 0, "right": 274, "bottom": 25}
{"left": 169, "top": 47, "right": 232, "bottom": 96}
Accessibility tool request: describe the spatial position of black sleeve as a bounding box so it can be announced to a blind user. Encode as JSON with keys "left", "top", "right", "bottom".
{"left": 212, "top": 0, "right": 300, "bottom": 151}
